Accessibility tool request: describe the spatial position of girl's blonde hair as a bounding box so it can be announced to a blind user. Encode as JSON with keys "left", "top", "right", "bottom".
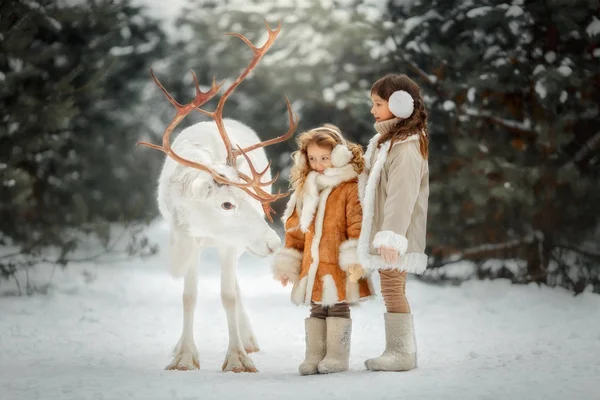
{"left": 371, "top": 73, "right": 429, "bottom": 159}
{"left": 289, "top": 124, "right": 364, "bottom": 197}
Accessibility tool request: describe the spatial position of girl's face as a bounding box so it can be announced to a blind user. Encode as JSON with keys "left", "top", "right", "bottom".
{"left": 306, "top": 143, "right": 333, "bottom": 173}
{"left": 370, "top": 93, "right": 395, "bottom": 122}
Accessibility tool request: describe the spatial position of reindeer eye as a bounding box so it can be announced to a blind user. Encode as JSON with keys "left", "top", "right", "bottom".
{"left": 221, "top": 202, "right": 235, "bottom": 210}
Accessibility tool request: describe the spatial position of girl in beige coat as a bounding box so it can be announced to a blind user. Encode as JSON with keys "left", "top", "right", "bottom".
{"left": 272, "top": 124, "right": 373, "bottom": 375}
{"left": 349, "top": 73, "right": 430, "bottom": 371}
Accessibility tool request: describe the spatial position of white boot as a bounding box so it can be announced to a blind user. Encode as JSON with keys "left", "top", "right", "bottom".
{"left": 317, "top": 317, "right": 351, "bottom": 374}
{"left": 365, "top": 313, "right": 417, "bottom": 371}
{"left": 298, "top": 318, "right": 326, "bottom": 375}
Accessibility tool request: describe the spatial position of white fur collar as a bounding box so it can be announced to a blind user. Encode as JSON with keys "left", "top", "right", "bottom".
{"left": 281, "top": 164, "right": 357, "bottom": 232}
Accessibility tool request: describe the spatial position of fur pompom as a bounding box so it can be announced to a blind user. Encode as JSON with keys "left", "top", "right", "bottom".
{"left": 388, "top": 90, "right": 414, "bottom": 119}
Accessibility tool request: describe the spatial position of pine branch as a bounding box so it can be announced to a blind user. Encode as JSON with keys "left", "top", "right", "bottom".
{"left": 464, "top": 108, "right": 536, "bottom": 136}
{"left": 554, "top": 243, "right": 600, "bottom": 260}
{"left": 570, "top": 131, "right": 600, "bottom": 164}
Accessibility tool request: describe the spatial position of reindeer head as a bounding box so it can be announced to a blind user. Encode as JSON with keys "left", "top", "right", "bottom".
{"left": 139, "top": 20, "right": 298, "bottom": 256}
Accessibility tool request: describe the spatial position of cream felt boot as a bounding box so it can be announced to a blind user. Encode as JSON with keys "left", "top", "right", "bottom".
{"left": 317, "top": 317, "right": 351, "bottom": 374}
{"left": 365, "top": 313, "right": 417, "bottom": 371}
{"left": 298, "top": 318, "right": 327, "bottom": 375}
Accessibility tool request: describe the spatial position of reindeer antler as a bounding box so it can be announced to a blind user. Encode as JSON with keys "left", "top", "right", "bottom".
{"left": 196, "top": 20, "right": 299, "bottom": 166}
{"left": 137, "top": 20, "right": 297, "bottom": 222}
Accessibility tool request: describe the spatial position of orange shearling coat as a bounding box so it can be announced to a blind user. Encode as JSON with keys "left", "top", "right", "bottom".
{"left": 272, "top": 164, "right": 373, "bottom": 306}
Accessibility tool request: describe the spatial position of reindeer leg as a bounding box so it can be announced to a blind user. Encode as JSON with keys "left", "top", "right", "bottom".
{"left": 236, "top": 279, "right": 259, "bottom": 353}
{"left": 166, "top": 247, "right": 201, "bottom": 371}
{"left": 218, "top": 246, "right": 257, "bottom": 373}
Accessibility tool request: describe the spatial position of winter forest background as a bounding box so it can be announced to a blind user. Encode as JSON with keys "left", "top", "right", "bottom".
{"left": 2, "top": 0, "right": 598, "bottom": 294}
{"left": 1, "top": 1, "right": 600, "bottom": 399}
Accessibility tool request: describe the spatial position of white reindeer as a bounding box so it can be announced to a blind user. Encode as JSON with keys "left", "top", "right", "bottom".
{"left": 138, "top": 21, "right": 298, "bottom": 373}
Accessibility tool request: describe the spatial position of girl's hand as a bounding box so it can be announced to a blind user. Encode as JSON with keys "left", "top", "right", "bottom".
{"left": 280, "top": 277, "right": 289, "bottom": 287}
{"left": 348, "top": 264, "right": 364, "bottom": 283}
{"left": 378, "top": 246, "right": 399, "bottom": 264}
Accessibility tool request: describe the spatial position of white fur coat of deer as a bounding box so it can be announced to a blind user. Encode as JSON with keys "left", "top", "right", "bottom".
{"left": 138, "top": 21, "right": 297, "bottom": 373}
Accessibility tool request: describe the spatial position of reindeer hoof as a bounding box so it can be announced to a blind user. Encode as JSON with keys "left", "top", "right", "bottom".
{"left": 222, "top": 349, "right": 257, "bottom": 373}
{"left": 244, "top": 336, "right": 260, "bottom": 353}
{"left": 166, "top": 351, "right": 200, "bottom": 371}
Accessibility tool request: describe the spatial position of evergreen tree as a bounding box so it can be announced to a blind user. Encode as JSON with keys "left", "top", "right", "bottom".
{"left": 156, "top": 0, "right": 381, "bottom": 200}
{"left": 381, "top": 0, "right": 600, "bottom": 292}
{"left": 0, "top": 0, "right": 167, "bottom": 290}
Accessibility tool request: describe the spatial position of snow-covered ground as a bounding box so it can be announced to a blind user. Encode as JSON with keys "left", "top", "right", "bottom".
{"left": 1, "top": 221, "right": 599, "bottom": 400}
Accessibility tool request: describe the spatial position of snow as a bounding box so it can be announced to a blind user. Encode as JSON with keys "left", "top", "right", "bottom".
{"left": 505, "top": 5, "right": 523, "bottom": 17}
{"left": 557, "top": 65, "right": 572, "bottom": 77}
{"left": 467, "top": 87, "right": 476, "bottom": 102}
{"left": 406, "top": 41, "right": 420, "bottom": 53}
{"left": 586, "top": 16, "right": 600, "bottom": 37}
{"left": 544, "top": 51, "right": 556, "bottom": 63}
{"left": 535, "top": 80, "right": 547, "bottom": 99}
{"left": 109, "top": 46, "right": 135, "bottom": 57}
{"left": 1, "top": 221, "right": 599, "bottom": 400}
{"left": 441, "top": 20, "right": 454, "bottom": 33}
{"left": 466, "top": 6, "right": 492, "bottom": 18}
{"left": 442, "top": 100, "right": 456, "bottom": 111}
{"left": 323, "top": 88, "right": 335, "bottom": 102}
{"left": 483, "top": 45, "right": 500, "bottom": 60}
{"left": 533, "top": 65, "right": 545, "bottom": 75}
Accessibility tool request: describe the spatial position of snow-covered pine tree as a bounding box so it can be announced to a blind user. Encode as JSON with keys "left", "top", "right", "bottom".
{"left": 159, "top": 0, "right": 382, "bottom": 198}
{"left": 381, "top": 0, "right": 599, "bottom": 292}
{"left": 0, "top": 0, "right": 167, "bottom": 290}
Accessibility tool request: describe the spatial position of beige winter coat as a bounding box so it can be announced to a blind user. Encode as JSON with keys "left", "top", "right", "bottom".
{"left": 357, "top": 127, "right": 429, "bottom": 274}
{"left": 272, "top": 164, "right": 374, "bottom": 306}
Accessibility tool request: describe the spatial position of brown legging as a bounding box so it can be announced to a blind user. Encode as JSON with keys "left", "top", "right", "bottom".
{"left": 379, "top": 269, "right": 411, "bottom": 313}
{"left": 310, "top": 302, "right": 350, "bottom": 319}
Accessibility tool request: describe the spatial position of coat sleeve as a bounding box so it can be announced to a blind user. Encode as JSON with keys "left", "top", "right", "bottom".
{"left": 272, "top": 207, "right": 304, "bottom": 283}
{"left": 372, "top": 143, "right": 422, "bottom": 255}
{"left": 339, "top": 183, "right": 362, "bottom": 272}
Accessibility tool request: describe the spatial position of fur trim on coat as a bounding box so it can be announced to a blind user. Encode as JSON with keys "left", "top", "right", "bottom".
{"left": 274, "top": 165, "right": 374, "bottom": 306}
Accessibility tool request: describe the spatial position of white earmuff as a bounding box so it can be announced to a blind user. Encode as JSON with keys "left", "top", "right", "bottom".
{"left": 388, "top": 90, "right": 414, "bottom": 119}
{"left": 331, "top": 144, "right": 352, "bottom": 167}
{"left": 310, "top": 126, "right": 352, "bottom": 167}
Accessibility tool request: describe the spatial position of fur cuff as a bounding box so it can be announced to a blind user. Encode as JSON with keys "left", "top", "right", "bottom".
{"left": 373, "top": 230, "right": 408, "bottom": 255}
{"left": 339, "top": 239, "right": 359, "bottom": 271}
{"left": 272, "top": 248, "right": 302, "bottom": 283}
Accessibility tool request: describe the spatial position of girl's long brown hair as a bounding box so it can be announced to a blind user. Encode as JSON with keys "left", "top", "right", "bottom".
{"left": 371, "top": 74, "right": 429, "bottom": 159}
{"left": 289, "top": 124, "right": 364, "bottom": 198}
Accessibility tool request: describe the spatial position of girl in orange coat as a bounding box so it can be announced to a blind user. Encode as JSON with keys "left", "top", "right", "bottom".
{"left": 272, "top": 124, "right": 374, "bottom": 375}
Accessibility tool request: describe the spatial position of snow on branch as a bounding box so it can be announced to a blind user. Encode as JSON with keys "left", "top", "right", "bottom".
{"left": 464, "top": 107, "right": 535, "bottom": 135}
{"left": 555, "top": 243, "right": 600, "bottom": 260}
{"left": 435, "top": 232, "right": 543, "bottom": 262}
